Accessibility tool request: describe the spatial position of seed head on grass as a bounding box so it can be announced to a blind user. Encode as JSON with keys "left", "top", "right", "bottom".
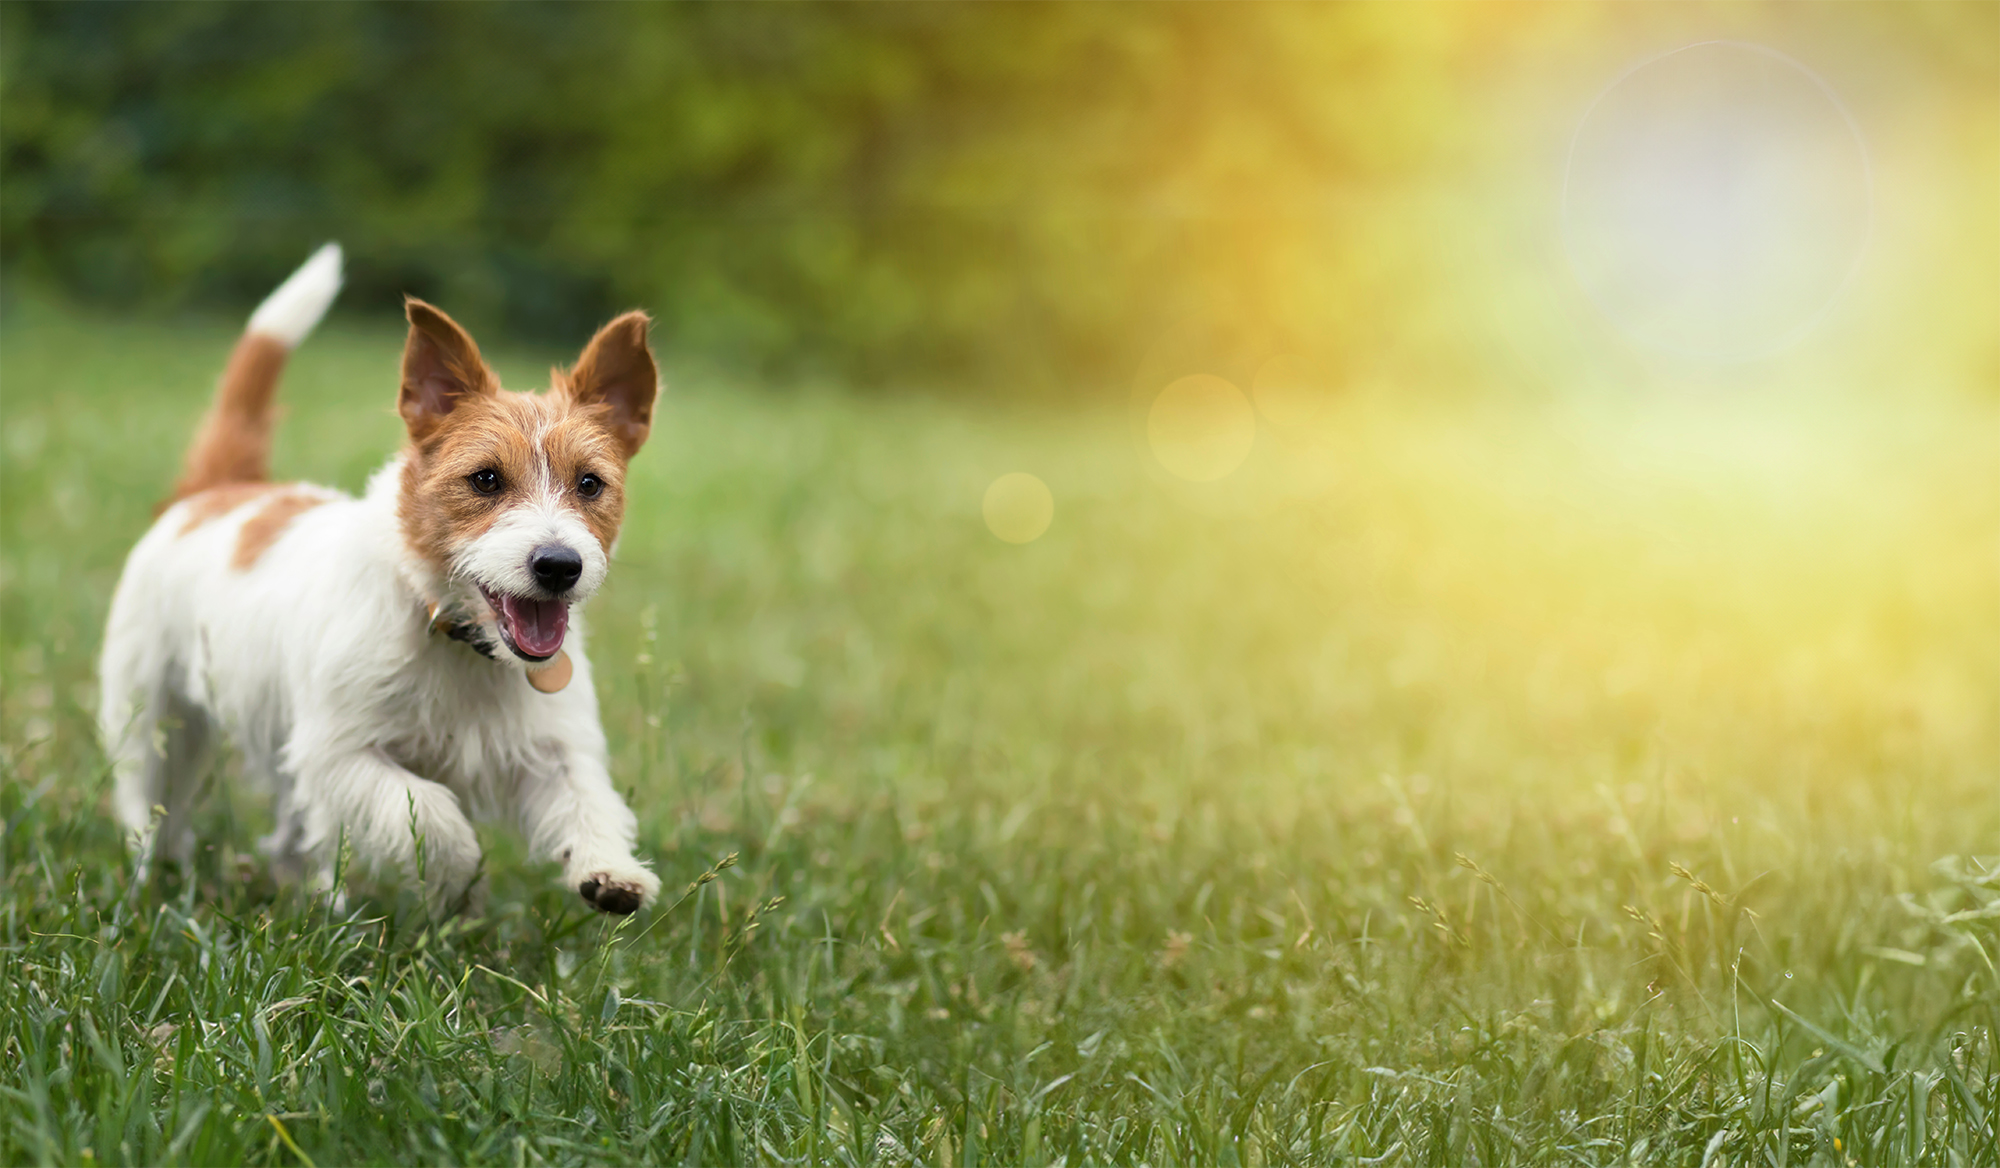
{"left": 724, "top": 895, "right": 786, "bottom": 963}
{"left": 1624, "top": 903, "right": 1668, "bottom": 942}
{"left": 1001, "top": 930, "right": 1036, "bottom": 972}
{"left": 684, "top": 851, "right": 738, "bottom": 896}
{"left": 1407, "top": 895, "right": 1467, "bottom": 947}
{"left": 1671, "top": 861, "right": 1755, "bottom": 917}
{"left": 1454, "top": 852, "right": 1500, "bottom": 887}
{"left": 626, "top": 851, "right": 740, "bottom": 946}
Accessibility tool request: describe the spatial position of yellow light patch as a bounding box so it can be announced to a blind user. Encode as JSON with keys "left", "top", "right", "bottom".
{"left": 1148, "top": 375, "right": 1256, "bottom": 483}
{"left": 982, "top": 473, "right": 1055, "bottom": 544}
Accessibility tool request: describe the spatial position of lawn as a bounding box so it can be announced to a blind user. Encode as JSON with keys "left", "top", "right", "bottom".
{"left": 3, "top": 296, "right": 1998, "bottom": 1165}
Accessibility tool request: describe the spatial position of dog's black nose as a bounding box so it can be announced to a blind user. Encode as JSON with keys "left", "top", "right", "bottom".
{"left": 530, "top": 545, "right": 583, "bottom": 594}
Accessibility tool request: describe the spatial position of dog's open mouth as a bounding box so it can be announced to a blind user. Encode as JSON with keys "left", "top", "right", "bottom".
{"left": 479, "top": 586, "right": 568, "bottom": 660}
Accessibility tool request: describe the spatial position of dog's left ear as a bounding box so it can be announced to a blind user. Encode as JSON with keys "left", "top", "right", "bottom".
{"left": 566, "top": 312, "right": 658, "bottom": 460}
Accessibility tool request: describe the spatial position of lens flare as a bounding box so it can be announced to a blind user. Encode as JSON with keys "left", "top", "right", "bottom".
{"left": 1148, "top": 374, "right": 1257, "bottom": 482}
{"left": 1563, "top": 41, "right": 1872, "bottom": 361}
{"left": 983, "top": 472, "right": 1054, "bottom": 543}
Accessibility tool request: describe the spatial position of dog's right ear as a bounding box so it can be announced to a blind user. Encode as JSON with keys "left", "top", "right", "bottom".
{"left": 400, "top": 298, "right": 498, "bottom": 442}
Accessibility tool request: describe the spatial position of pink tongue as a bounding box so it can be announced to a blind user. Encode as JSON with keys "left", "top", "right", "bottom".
{"left": 499, "top": 594, "right": 568, "bottom": 658}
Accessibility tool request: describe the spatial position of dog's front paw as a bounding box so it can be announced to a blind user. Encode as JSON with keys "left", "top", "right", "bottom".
{"left": 576, "top": 864, "right": 660, "bottom": 915}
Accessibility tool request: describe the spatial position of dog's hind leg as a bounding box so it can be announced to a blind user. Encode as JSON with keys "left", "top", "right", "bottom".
{"left": 100, "top": 587, "right": 215, "bottom": 879}
{"left": 104, "top": 675, "right": 214, "bottom": 877}
{"left": 257, "top": 763, "right": 310, "bottom": 885}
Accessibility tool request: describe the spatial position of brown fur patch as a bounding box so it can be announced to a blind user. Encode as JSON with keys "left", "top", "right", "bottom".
{"left": 232, "top": 491, "right": 330, "bottom": 570}
{"left": 177, "top": 482, "right": 286, "bottom": 535}
{"left": 164, "top": 333, "right": 291, "bottom": 508}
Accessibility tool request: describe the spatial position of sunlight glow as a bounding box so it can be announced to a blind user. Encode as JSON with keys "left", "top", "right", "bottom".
{"left": 1148, "top": 375, "right": 1257, "bottom": 482}
{"left": 1563, "top": 41, "right": 1872, "bottom": 361}
{"left": 1251, "top": 355, "right": 1331, "bottom": 432}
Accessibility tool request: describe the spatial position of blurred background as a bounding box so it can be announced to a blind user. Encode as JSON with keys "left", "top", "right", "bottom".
{"left": 4, "top": 1, "right": 1993, "bottom": 396}
{"left": 4, "top": 6, "right": 2000, "bottom": 1158}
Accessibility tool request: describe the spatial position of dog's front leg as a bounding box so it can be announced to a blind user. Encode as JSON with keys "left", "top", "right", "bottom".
{"left": 516, "top": 748, "right": 659, "bottom": 914}
{"left": 292, "top": 746, "right": 484, "bottom": 913}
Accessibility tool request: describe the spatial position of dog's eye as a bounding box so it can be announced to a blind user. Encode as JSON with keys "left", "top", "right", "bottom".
{"left": 576, "top": 473, "right": 603, "bottom": 499}
{"left": 468, "top": 469, "right": 503, "bottom": 495}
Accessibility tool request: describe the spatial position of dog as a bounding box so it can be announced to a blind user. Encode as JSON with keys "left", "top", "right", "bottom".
{"left": 98, "top": 244, "right": 663, "bottom": 914}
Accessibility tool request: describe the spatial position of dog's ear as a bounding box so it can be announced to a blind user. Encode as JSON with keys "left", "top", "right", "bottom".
{"left": 400, "top": 298, "right": 498, "bottom": 442}
{"left": 565, "top": 311, "right": 657, "bottom": 460}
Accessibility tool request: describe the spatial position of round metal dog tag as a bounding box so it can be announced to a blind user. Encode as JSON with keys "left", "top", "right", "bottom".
{"left": 528, "top": 650, "right": 573, "bottom": 694}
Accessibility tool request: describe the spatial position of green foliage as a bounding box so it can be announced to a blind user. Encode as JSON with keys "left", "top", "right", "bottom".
{"left": 12, "top": 2, "right": 1991, "bottom": 392}
{"left": 4, "top": 302, "right": 2000, "bottom": 1163}
{"left": 4, "top": 1, "right": 1441, "bottom": 382}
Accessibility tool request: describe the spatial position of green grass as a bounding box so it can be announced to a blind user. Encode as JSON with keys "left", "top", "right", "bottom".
{"left": 3, "top": 295, "right": 1998, "bottom": 1165}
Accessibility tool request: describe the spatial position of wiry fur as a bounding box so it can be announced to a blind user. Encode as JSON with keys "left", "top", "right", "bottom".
{"left": 99, "top": 244, "right": 663, "bottom": 914}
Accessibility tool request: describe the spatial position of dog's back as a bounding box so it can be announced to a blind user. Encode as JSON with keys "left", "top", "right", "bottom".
{"left": 101, "top": 246, "right": 347, "bottom": 861}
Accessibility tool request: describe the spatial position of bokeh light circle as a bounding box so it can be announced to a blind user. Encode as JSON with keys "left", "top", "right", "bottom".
{"left": 1148, "top": 374, "right": 1257, "bottom": 481}
{"left": 1563, "top": 41, "right": 1872, "bottom": 361}
{"left": 982, "top": 473, "right": 1054, "bottom": 543}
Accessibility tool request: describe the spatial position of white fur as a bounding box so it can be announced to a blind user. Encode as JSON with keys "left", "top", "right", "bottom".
{"left": 100, "top": 275, "right": 658, "bottom": 914}
{"left": 450, "top": 480, "right": 610, "bottom": 604}
{"left": 247, "top": 243, "right": 343, "bottom": 348}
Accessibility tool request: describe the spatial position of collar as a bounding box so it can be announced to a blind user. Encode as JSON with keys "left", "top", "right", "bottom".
{"left": 425, "top": 600, "right": 498, "bottom": 660}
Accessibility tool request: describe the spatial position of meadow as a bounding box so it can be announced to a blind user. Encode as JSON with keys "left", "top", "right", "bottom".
{"left": 2, "top": 296, "right": 1997, "bottom": 1165}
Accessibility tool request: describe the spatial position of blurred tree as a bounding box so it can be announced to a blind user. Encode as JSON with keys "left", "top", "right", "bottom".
{"left": 1, "top": 2, "right": 1488, "bottom": 386}
{"left": 2, "top": 1, "right": 1991, "bottom": 392}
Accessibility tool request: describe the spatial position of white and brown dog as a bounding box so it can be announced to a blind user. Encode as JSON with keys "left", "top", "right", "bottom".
{"left": 99, "top": 244, "right": 662, "bottom": 913}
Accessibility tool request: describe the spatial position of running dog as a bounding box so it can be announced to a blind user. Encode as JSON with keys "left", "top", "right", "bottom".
{"left": 98, "top": 244, "right": 663, "bottom": 913}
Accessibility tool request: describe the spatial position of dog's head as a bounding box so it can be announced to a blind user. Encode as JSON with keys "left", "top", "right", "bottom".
{"left": 395, "top": 299, "right": 656, "bottom": 664}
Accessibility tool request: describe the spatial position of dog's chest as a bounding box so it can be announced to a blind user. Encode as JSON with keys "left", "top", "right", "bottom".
{"left": 374, "top": 650, "right": 559, "bottom": 806}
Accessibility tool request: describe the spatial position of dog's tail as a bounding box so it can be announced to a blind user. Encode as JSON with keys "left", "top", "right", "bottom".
{"left": 165, "top": 243, "right": 344, "bottom": 505}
